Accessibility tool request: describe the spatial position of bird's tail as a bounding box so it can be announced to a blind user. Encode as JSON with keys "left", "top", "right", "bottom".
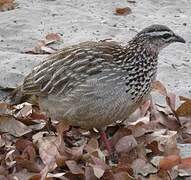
{"left": 9, "top": 86, "right": 39, "bottom": 105}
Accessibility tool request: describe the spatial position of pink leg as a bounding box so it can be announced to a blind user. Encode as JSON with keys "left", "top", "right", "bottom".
{"left": 100, "top": 131, "right": 112, "bottom": 154}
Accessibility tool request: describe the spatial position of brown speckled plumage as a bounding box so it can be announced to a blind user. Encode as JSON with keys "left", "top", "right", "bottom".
{"left": 22, "top": 25, "right": 185, "bottom": 129}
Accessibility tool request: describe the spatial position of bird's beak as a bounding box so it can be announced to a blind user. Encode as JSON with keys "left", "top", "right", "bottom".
{"left": 174, "top": 34, "right": 186, "bottom": 43}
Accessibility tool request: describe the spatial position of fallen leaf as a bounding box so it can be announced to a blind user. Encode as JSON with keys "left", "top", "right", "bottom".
{"left": 150, "top": 156, "right": 164, "bottom": 167}
{"left": 91, "top": 165, "right": 105, "bottom": 179}
{"left": 0, "top": 115, "right": 32, "bottom": 137}
{"left": 0, "top": 103, "right": 13, "bottom": 115}
{"left": 64, "top": 144, "right": 85, "bottom": 161}
{"left": 146, "top": 141, "right": 160, "bottom": 155}
{"left": 166, "top": 93, "right": 176, "bottom": 112}
{"left": 112, "top": 164, "right": 134, "bottom": 179}
{"left": 47, "top": 172, "right": 66, "bottom": 178}
{"left": 111, "top": 128, "right": 132, "bottom": 147}
{"left": 176, "top": 99, "right": 191, "bottom": 117}
{"left": 159, "top": 155, "right": 181, "bottom": 170}
{"left": 115, "top": 7, "right": 132, "bottom": 15}
{"left": 128, "top": 116, "right": 153, "bottom": 137}
{"left": 115, "top": 135, "right": 137, "bottom": 153}
{"left": 65, "top": 160, "right": 84, "bottom": 174}
{"left": 157, "top": 111, "right": 180, "bottom": 131}
{"left": 84, "top": 166, "right": 97, "bottom": 180}
{"left": 179, "top": 96, "right": 191, "bottom": 102}
{"left": 0, "top": 135, "right": 5, "bottom": 148}
{"left": 40, "top": 46, "right": 57, "bottom": 54}
{"left": 45, "top": 33, "right": 61, "bottom": 44}
{"left": 13, "top": 169, "right": 38, "bottom": 180}
{"left": 0, "top": 0, "right": 15, "bottom": 11}
{"left": 152, "top": 81, "right": 167, "bottom": 96}
{"left": 113, "top": 171, "right": 133, "bottom": 180}
{"left": 34, "top": 134, "right": 59, "bottom": 168}
{"left": 90, "top": 155, "right": 109, "bottom": 170}
{"left": 149, "top": 170, "right": 171, "bottom": 180}
{"left": 179, "top": 157, "right": 191, "bottom": 169}
{"left": 14, "top": 102, "right": 33, "bottom": 118}
{"left": 23, "top": 40, "right": 57, "bottom": 55}
{"left": 32, "top": 132, "right": 64, "bottom": 179}
{"left": 15, "top": 156, "right": 41, "bottom": 173}
{"left": 5, "top": 149, "right": 16, "bottom": 168}
{"left": 85, "top": 138, "right": 99, "bottom": 154}
{"left": 25, "top": 32, "right": 61, "bottom": 55}
{"left": 140, "top": 100, "right": 151, "bottom": 116}
{"left": 132, "top": 159, "right": 157, "bottom": 177}
{"left": 146, "top": 129, "right": 178, "bottom": 154}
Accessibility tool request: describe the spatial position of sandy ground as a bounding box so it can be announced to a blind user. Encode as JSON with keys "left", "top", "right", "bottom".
{"left": 0, "top": 0, "right": 191, "bottom": 102}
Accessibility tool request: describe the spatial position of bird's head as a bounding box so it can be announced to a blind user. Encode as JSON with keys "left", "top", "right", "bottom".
{"left": 134, "top": 24, "right": 185, "bottom": 53}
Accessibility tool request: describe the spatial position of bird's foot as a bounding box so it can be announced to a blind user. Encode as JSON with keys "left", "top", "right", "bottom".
{"left": 100, "top": 131, "right": 118, "bottom": 164}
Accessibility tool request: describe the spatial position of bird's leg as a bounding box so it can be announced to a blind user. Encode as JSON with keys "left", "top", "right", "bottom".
{"left": 46, "top": 117, "right": 52, "bottom": 134}
{"left": 100, "top": 130, "right": 112, "bottom": 155}
{"left": 148, "top": 96, "right": 157, "bottom": 120}
{"left": 100, "top": 129, "right": 118, "bottom": 164}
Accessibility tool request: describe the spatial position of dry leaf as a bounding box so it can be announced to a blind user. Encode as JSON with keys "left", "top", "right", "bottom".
{"left": 90, "top": 155, "right": 109, "bottom": 170}
{"left": 5, "top": 149, "right": 16, "bottom": 167}
{"left": 128, "top": 116, "right": 153, "bottom": 137}
{"left": 152, "top": 81, "right": 167, "bottom": 96}
{"left": 64, "top": 145, "right": 84, "bottom": 161}
{"left": 115, "top": 7, "right": 132, "bottom": 15}
{"left": 33, "top": 134, "right": 66, "bottom": 179}
{"left": 45, "top": 33, "right": 61, "bottom": 44}
{"left": 114, "top": 171, "right": 133, "bottom": 180}
{"left": 0, "top": 0, "right": 15, "bottom": 11}
{"left": 85, "top": 138, "right": 99, "bottom": 154}
{"left": 23, "top": 40, "right": 57, "bottom": 55}
{"left": 179, "top": 96, "right": 191, "bottom": 102}
{"left": 14, "top": 102, "right": 33, "bottom": 118}
{"left": 176, "top": 100, "right": 191, "bottom": 117}
{"left": 92, "top": 165, "right": 105, "bottom": 179}
{"left": 0, "top": 103, "right": 13, "bottom": 115}
{"left": 33, "top": 134, "right": 59, "bottom": 167}
{"left": 84, "top": 166, "right": 97, "bottom": 180}
{"left": 15, "top": 156, "right": 41, "bottom": 173}
{"left": 1, "top": 78, "right": 191, "bottom": 178}
{"left": 47, "top": 172, "right": 66, "bottom": 178}
{"left": 22, "top": 33, "right": 60, "bottom": 55}
{"left": 65, "top": 160, "right": 84, "bottom": 174}
{"left": 179, "top": 157, "right": 191, "bottom": 169}
{"left": 166, "top": 93, "right": 176, "bottom": 112}
{"left": 140, "top": 100, "right": 151, "bottom": 116}
{"left": 0, "top": 115, "right": 32, "bottom": 137}
{"left": 132, "top": 159, "right": 157, "bottom": 177}
{"left": 146, "top": 129, "right": 178, "bottom": 154}
{"left": 159, "top": 155, "right": 181, "bottom": 170}
{"left": 115, "top": 135, "right": 137, "bottom": 153}
{"left": 157, "top": 111, "right": 180, "bottom": 131}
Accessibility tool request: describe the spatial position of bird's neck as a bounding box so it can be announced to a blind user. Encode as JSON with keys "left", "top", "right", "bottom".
{"left": 121, "top": 39, "right": 159, "bottom": 70}
{"left": 119, "top": 39, "right": 159, "bottom": 101}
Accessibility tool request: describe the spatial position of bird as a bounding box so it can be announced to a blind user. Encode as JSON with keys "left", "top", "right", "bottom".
{"left": 20, "top": 24, "right": 185, "bottom": 153}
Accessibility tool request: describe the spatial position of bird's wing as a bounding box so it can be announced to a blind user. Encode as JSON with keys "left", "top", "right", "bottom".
{"left": 22, "top": 41, "right": 122, "bottom": 96}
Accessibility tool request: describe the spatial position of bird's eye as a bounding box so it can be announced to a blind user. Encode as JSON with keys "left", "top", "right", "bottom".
{"left": 162, "top": 33, "right": 172, "bottom": 40}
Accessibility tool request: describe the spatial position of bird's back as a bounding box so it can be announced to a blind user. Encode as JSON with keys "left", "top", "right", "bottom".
{"left": 22, "top": 41, "right": 124, "bottom": 97}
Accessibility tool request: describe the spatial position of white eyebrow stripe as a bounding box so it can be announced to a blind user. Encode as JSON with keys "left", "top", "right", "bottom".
{"left": 144, "top": 31, "right": 173, "bottom": 37}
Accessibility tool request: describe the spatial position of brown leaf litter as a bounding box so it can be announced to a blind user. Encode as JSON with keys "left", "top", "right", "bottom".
{"left": 0, "top": 80, "right": 191, "bottom": 179}
{"left": 22, "top": 33, "right": 61, "bottom": 55}
{"left": 0, "top": 0, "right": 16, "bottom": 11}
